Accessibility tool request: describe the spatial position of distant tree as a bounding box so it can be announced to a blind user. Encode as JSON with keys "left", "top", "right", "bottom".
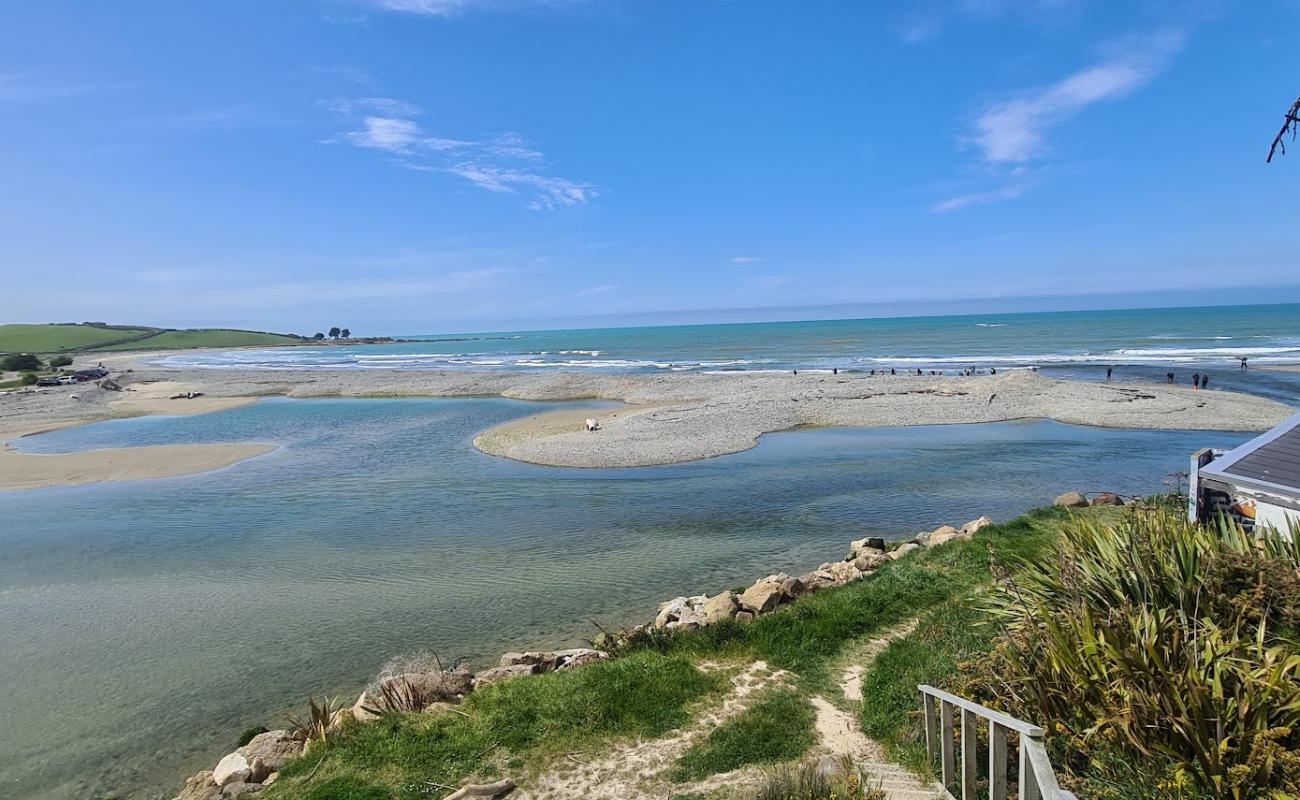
{"left": 328, "top": 326, "right": 341, "bottom": 340}
{"left": 48, "top": 355, "right": 73, "bottom": 368}
{"left": 313, "top": 332, "right": 325, "bottom": 340}
{"left": 21, "top": 372, "right": 38, "bottom": 385}
{"left": 1267, "top": 93, "right": 1300, "bottom": 162}
{"left": 341, "top": 328, "right": 351, "bottom": 339}
{"left": 2, "top": 353, "right": 42, "bottom": 372}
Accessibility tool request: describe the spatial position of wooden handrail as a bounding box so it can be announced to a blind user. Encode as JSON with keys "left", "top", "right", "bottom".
{"left": 918, "top": 685, "right": 1074, "bottom": 800}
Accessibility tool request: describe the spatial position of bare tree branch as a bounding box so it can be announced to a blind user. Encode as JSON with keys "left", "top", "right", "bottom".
{"left": 1267, "top": 93, "right": 1300, "bottom": 163}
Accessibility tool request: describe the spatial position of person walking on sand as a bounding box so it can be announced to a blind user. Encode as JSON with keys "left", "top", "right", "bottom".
{"left": 1192, "top": 372, "right": 1201, "bottom": 390}
{"left": 1241, "top": 356, "right": 1248, "bottom": 370}
{"left": 1201, "top": 373, "right": 1210, "bottom": 390}
{"left": 1106, "top": 366, "right": 1112, "bottom": 382}
{"left": 1167, "top": 372, "right": 1175, "bottom": 384}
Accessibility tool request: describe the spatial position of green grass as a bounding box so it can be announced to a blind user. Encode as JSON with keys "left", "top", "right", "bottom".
{"left": 640, "top": 506, "right": 1072, "bottom": 689}
{"left": 0, "top": 322, "right": 302, "bottom": 354}
{"left": 264, "top": 652, "right": 723, "bottom": 799}
{"left": 858, "top": 600, "right": 998, "bottom": 773}
{"left": 0, "top": 323, "right": 155, "bottom": 353}
{"left": 671, "top": 688, "right": 816, "bottom": 782}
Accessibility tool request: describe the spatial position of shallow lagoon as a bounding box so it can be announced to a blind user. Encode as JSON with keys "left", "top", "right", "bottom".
{"left": 0, "top": 397, "right": 1251, "bottom": 798}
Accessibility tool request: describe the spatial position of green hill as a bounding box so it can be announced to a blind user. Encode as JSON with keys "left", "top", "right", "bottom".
{"left": 0, "top": 323, "right": 303, "bottom": 354}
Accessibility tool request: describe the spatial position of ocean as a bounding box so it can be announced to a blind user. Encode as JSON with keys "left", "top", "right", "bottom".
{"left": 3, "top": 303, "right": 1299, "bottom": 799}
{"left": 151, "top": 304, "right": 1300, "bottom": 402}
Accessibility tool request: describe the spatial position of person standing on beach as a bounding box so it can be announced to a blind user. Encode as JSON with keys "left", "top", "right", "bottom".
{"left": 1106, "top": 367, "right": 1112, "bottom": 381}
{"left": 1241, "top": 356, "right": 1248, "bottom": 370}
{"left": 1192, "top": 372, "right": 1201, "bottom": 389}
{"left": 1167, "top": 372, "right": 1175, "bottom": 384}
{"left": 1201, "top": 373, "right": 1209, "bottom": 389}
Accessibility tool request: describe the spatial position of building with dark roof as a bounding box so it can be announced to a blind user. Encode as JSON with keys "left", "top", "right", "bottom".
{"left": 1191, "top": 411, "right": 1300, "bottom": 532}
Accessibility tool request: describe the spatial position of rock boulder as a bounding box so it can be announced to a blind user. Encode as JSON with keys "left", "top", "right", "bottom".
{"left": 700, "top": 591, "right": 739, "bottom": 624}
{"left": 926, "top": 525, "right": 964, "bottom": 547}
{"left": 1090, "top": 492, "right": 1123, "bottom": 506}
{"left": 474, "top": 663, "right": 538, "bottom": 687}
{"left": 237, "top": 730, "right": 303, "bottom": 778}
{"left": 173, "top": 771, "right": 222, "bottom": 800}
{"left": 853, "top": 550, "right": 889, "bottom": 571}
{"left": 1054, "top": 491, "right": 1088, "bottom": 508}
{"left": 739, "top": 578, "right": 786, "bottom": 614}
{"left": 212, "top": 753, "right": 251, "bottom": 787}
{"left": 960, "top": 516, "right": 993, "bottom": 536}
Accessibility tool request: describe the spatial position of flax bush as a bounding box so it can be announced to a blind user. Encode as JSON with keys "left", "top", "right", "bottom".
{"left": 981, "top": 509, "right": 1300, "bottom": 798}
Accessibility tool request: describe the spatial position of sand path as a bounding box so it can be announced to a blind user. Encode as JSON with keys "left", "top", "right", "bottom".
{"left": 514, "top": 618, "right": 942, "bottom": 799}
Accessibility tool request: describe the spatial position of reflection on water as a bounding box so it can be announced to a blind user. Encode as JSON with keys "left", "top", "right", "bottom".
{"left": 0, "top": 397, "right": 1252, "bottom": 799}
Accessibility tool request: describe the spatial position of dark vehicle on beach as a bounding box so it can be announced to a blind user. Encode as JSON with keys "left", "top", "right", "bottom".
{"left": 36, "top": 376, "right": 62, "bottom": 386}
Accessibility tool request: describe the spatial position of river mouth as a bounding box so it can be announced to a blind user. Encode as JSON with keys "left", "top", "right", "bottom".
{"left": 0, "top": 396, "right": 1252, "bottom": 799}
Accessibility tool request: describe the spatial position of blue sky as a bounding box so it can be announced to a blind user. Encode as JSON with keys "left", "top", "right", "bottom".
{"left": 3, "top": 0, "right": 1299, "bottom": 335}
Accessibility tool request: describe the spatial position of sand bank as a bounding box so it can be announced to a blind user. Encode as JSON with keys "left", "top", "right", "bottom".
{"left": 0, "top": 437, "right": 275, "bottom": 491}
{"left": 0, "top": 378, "right": 269, "bottom": 490}
{"left": 2, "top": 361, "right": 1293, "bottom": 475}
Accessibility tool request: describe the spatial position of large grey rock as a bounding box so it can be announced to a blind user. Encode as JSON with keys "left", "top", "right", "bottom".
{"left": 853, "top": 550, "right": 889, "bottom": 571}
{"left": 800, "top": 571, "right": 838, "bottom": 591}
{"left": 778, "top": 575, "right": 807, "bottom": 599}
{"left": 960, "top": 516, "right": 994, "bottom": 536}
{"left": 474, "top": 663, "right": 538, "bottom": 687}
{"left": 221, "top": 782, "right": 262, "bottom": 799}
{"left": 654, "top": 597, "right": 689, "bottom": 629}
{"left": 914, "top": 530, "right": 932, "bottom": 547}
{"left": 1054, "top": 491, "right": 1088, "bottom": 508}
{"left": 554, "top": 648, "right": 609, "bottom": 669}
{"left": 212, "top": 753, "right": 251, "bottom": 787}
{"left": 174, "top": 771, "right": 222, "bottom": 800}
{"left": 739, "top": 579, "right": 786, "bottom": 614}
{"left": 700, "top": 591, "right": 739, "bottom": 624}
{"left": 849, "top": 536, "right": 886, "bottom": 557}
{"left": 668, "top": 610, "right": 703, "bottom": 630}
{"left": 237, "top": 730, "right": 302, "bottom": 778}
{"left": 1090, "top": 492, "right": 1123, "bottom": 506}
{"left": 888, "top": 542, "right": 921, "bottom": 560}
{"left": 926, "top": 525, "right": 964, "bottom": 547}
{"left": 500, "top": 649, "right": 606, "bottom": 672}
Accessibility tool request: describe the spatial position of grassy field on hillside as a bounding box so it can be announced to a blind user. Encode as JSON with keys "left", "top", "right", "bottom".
{"left": 0, "top": 323, "right": 155, "bottom": 353}
{"left": 89, "top": 328, "right": 303, "bottom": 350}
{"left": 0, "top": 323, "right": 302, "bottom": 353}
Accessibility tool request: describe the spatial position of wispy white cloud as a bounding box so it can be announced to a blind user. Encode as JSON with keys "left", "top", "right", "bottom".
{"left": 931, "top": 183, "right": 1031, "bottom": 213}
{"left": 0, "top": 71, "right": 99, "bottom": 102}
{"left": 969, "top": 30, "right": 1185, "bottom": 163}
{"left": 896, "top": 0, "right": 1085, "bottom": 44}
{"left": 327, "top": 97, "right": 596, "bottom": 209}
{"left": 356, "top": 0, "right": 584, "bottom": 17}
{"left": 730, "top": 255, "right": 761, "bottom": 265}
{"left": 572, "top": 284, "right": 615, "bottom": 299}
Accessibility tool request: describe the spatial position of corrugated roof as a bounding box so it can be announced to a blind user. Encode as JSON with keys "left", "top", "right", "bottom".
{"left": 1204, "top": 411, "right": 1300, "bottom": 493}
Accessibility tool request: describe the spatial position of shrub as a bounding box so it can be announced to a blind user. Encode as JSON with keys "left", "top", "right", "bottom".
{"left": 21, "top": 372, "right": 37, "bottom": 385}
{"left": 285, "top": 696, "right": 340, "bottom": 745}
{"left": 2, "top": 353, "right": 42, "bottom": 371}
{"left": 753, "top": 756, "right": 887, "bottom": 800}
{"left": 48, "top": 355, "right": 73, "bottom": 368}
{"left": 980, "top": 510, "right": 1300, "bottom": 799}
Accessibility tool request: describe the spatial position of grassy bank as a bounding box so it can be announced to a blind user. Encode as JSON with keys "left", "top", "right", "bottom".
{"left": 259, "top": 505, "right": 1095, "bottom": 800}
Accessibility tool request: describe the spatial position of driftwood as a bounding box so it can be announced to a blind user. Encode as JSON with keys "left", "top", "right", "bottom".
{"left": 441, "top": 779, "right": 516, "bottom": 800}
{"left": 1267, "top": 92, "right": 1300, "bottom": 163}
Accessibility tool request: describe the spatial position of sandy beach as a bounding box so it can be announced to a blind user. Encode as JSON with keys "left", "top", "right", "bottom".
{"left": 0, "top": 378, "right": 271, "bottom": 491}
{"left": 1, "top": 353, "right": 1292, "bottom": 483}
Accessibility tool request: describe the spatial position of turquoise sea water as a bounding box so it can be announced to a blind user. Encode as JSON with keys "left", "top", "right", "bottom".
{"left": 0, "top": 396, "right": 1256, "bottom": 799}
{"left": 154, "top": 304, "right": 1300, "bottom": 402}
